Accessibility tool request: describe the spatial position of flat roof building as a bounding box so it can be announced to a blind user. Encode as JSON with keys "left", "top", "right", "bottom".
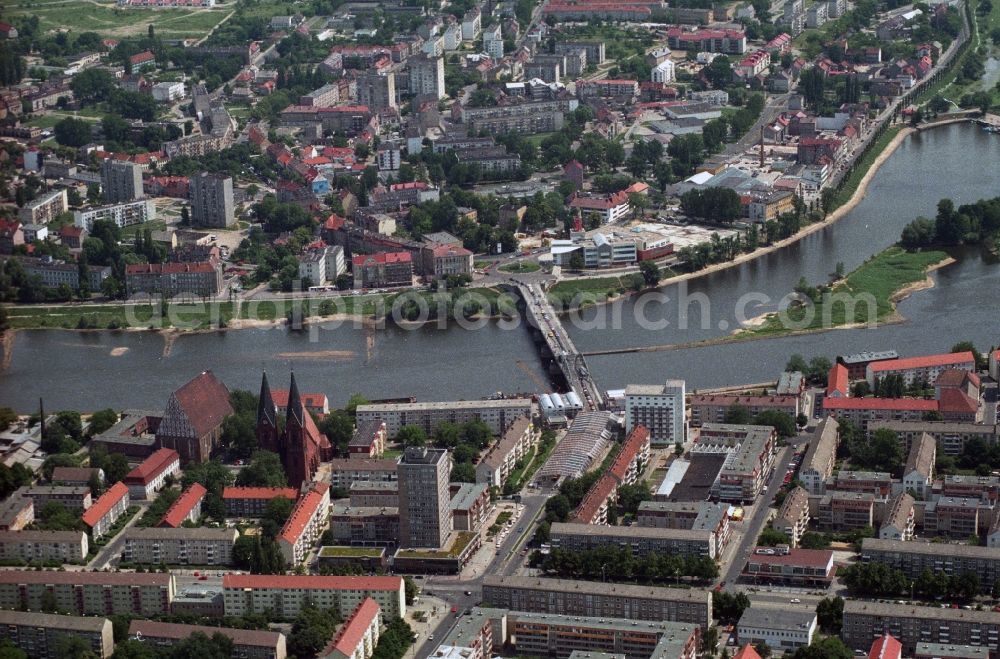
{"left": 127, "top": 620, "right": 286, "bottom": 659}
{"left": 737, "top": 606, "right": 817, "bottom": 652}
{"left": 842, "top": 600, "right": 1000, "bottom": 654}
{"left": 356, "top": 399, "right": 532, "bottom": 437}
{"left": 0, "top": 610, "right": 113, "bottom": 659}
{"left": 223, "top": 574, "right": 405, "bottom": 620}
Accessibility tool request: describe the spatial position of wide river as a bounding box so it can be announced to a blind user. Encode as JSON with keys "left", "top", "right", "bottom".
{"left": 2, "top": 123, "right": 999, "bottom": 411}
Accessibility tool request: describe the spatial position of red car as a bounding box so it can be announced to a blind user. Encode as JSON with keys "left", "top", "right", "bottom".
{"left": 451, "top": 606, "right": 458, "bottom": 614}
{"left": 198, "top": 575, "right": 208, "bottom": 581}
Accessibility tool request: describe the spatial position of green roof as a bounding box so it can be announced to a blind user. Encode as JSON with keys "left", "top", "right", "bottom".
{"left": 318, "top": 546, "right": 385, "bottom": 558}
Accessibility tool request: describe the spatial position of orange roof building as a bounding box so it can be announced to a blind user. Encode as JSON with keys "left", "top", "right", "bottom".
{"left": 320, "top": 598, "right": 382, "bottom": 659}
{"left": 158, "top": 483, "right": 207, "bottom": 528}
{"left": 81, "top": 482, "right": 130, "bottom": 538}
{"left": 222, "top": 574, "right": 405, "bottom": 619}
{"left": 278, "top": 483, "right": 331, "bottom": 565}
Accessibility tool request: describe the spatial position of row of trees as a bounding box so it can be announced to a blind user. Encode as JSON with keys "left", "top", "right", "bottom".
{"left": 901, "top": 196, "right": 1000, "bottom": 249}
{"left": 841, "top": 561, "right": 983, "bottom": 600}
{"left": 538, "top": 546, "right": 719, "bottom": 583}
{"left": 396, "top": 419, "right": 493, "bottom": 482}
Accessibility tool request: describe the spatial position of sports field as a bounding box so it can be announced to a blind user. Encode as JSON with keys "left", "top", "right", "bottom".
{"left": 3, "top": 0, "right": 231, "bottom": 38}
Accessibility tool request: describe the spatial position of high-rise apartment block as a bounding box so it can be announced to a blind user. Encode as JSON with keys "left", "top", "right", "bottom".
{"left": 408, "top": 54, "right": 446, "bottom": 100}
{"left": 100, "top": 159, "right": 143, "bottom": 203}
{"left": 398, "top": 446, "right": 451, "bottom": 549}
{"left": 190, "top": 172, "right": 235, "bottom": 228}
{"left": 357, "top": 73, "right": 397, "bottom": 111}
{"left": 625, "top": 381, "right": 686, "bottom": 445}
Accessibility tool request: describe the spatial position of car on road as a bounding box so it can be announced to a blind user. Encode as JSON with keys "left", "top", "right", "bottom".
{"left": 464, "top": 591, "right": 472, "bottom": 596}
{"left": 451, "top": 606, "right": 458, "bottom": 614}
{"left": 790, "top": 598, "right": 801, "bottom": 603}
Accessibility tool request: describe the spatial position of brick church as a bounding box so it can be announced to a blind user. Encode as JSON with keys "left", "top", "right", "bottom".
{"left": 255, "top": 373, "right": 332, "bottom": 488}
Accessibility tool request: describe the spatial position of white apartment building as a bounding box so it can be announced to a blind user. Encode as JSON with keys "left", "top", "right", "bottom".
{"left": 278, "top": 483, "right": 331, "bottom": 565}
{"left": 122, "top": 527, "right": 239, "bottom": 566}
{"left": 152, "top": 81, "right": 186, "bottom": 102}
{"left": 651, "top": 60, "right": 676, "bottom": 83}
{"left": 223, "top": 574, "right": 406, "bottom": 619}
{"left": 625, "top": 381, "right": 686, "bottom": 445}
{"left": 0, "top": 530, "right": 88, "bottom": 563}
{"left": 73, "top": 199, "right": 156, "bottom": 231}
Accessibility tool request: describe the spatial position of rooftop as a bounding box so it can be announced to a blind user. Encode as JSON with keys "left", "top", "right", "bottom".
{"left": 869, "top": 351, "right": 975, "bottom": 372}
{"left": 125, "top": 448, "right": 179, "bottom": 485}
{"left": 482, "top": 575, "right": 710, "bottom": 603}
{"left": 0, "top": 569, "right": 170, "bottom": 587}
{"left": 747, "top": 548, "right": 834, "bottom": 568}
{"left": 159, "top": 483, "right": 207, "bottom": 528}
{"left": 127, "top": 620, "right": 283, "bottom": 648}
{"left": 844, "top": 598, "right": 1000, "bottom": 623}
{"left": 223, "top": 574, "right": 402, "bottom": 592}
{"left": 81, "top": 481, "right": 129, "bottom": 527}
{"left": 738, "top": 605, "right": 817, "bottom": 630}
{"left": 0, "top": 610, "right": 109, "bottom": 632}
{"left": 322, "top": 598, "right": 381, "bottom": 657}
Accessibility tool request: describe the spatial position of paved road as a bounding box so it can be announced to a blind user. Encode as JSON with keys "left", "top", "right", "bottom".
{"left": 87, "top": 503, "right": 148, "bottom": 569}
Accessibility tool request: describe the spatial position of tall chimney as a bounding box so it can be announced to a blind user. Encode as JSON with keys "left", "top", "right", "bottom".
{"left": 38, "top": 397, "right": 44, "bottom": 438}
{"left": 759, "top": 126, "right": 765, "bottom": 168}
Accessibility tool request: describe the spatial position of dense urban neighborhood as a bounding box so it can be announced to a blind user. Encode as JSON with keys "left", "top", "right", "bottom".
{"left": 0, "top": 0, "right": 999, "bottom": 656}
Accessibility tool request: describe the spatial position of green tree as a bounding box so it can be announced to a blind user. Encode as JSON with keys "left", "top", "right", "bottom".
{"left": 751, "top": 410, "right": 797, "bottom": 438}
{"left": 791, "top": 637, "right": 852, "bottom": 659}
{"left": 757, "top": 526, "right": 788, "bottom": 546}
{"left": 54, "top": 117, "right": 93, "bottom": 147}
{"left": 396, "top": 425, "right": 427, "bottom": 447}
{"left": 638, "top": 260, "right": 661, "bottom": 287}
{"left": 51, "top": 634, "right": 99, "bottom": 659}
{"left": 86, "top": 409, "right": 118, "bottom": 437}
{"left": 724, "top": 404, "right": 751, "bottom": 424}
{"left": 816, "top": 596, "right": 844, "bottom": 634}
{"left": 235, "top": 451, "right": 287, "bottom": 487}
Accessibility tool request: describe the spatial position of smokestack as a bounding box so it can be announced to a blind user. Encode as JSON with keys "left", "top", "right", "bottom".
{"left": 760, "top": 126, "right": 765, "bottom": 168}
{"left": 38, "top": 397, "right": 44, "bottom": 438}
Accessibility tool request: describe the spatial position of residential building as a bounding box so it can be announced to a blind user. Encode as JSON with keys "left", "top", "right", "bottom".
{"left": 462, "top": 8, "right": 482, "bottom": 41}
{"left": 456, "top": 100, "right": 571, "bottom": 135}
{"left": 826, "top": 470, "right": 893, "bottom": 495}
{"left": 879, "top": 492, "right": 916, "bottom": 540}
{"left": 422, "top": 243, "right": 473, "bottom": 280}
{"left": 151, "top": 81, "right": 185, "bottom": 102}
{"left": 451, "top": 483, "right": 491, "bottom": 532}
{"left": 550, "top": 522, "right": 718, "bottom": 559}
{"left": 903, "top": 432, "right": 936, "bottom": 499}
{"left": 0, "top": 530, "right": 88, "bottom": 563}
{"left": 868, "top": 420, "right": 998, "bottom": 456}
{"left": 398, "top": 446, "right": 451, "bottom": 549}
{"left": 156, "top": 370, "right": 233, "bottom": 464}
{"left": 688, "top": 394, "right": 799, "bottom": 426}
{"left": 122, "top": 527, "right": 239, "bottom": 565}
{"left": 350, "top": 482, "right": 398, "bottom": 508}
{"left": 299, "top": 245, "right": 346, "bottom": 286}
{"left": 51, "top": 467, "right": 104, "bottom": 487}
{"left": 508, "top": 611, "right": 699, "bottom": 659}
{"left": 813, "top": 490, "right": 876, "bottom": 530}
{"left": 922, "top": 497, "right": 984, "bottom": 538}
{"left": 475, "top": 417, "right": 535, "bottom": 488}
{"left": 278, "top": 482, "right": 331, "bottom": 565}
{"left": 124, "top": 448, "right": 180, "bottom": 500}
{"left": 624, "top": 381, "right": 686, "bottom": 445}
{"left": 74, "top": 198, "right": 156, "bottom": 231}
{"left": 0, "top": 497, "right": 33, "bottom": 531}
{"left": 481, "top": 576, "right": 713, "bottom": 629}
{"left": 15, "top": 485, "right": 92, "bottom": 511}
{"left": 0, "top": 570, "right": 173, "bottom": 616}
{"left": 352, "top": 252, "right": 414, "bottom": 289}
{"left": 568, "top": 191, "right": 631, "bottom": 224}
{"left": 652, "top": 59, "right": 676, "bottom": 83}
{"left": 17, "top": 190, "right": 67, "bottom": 225}
{"left": 127, "top": 621, "right": 286, "bottom": 659}
{"left": 329, "top": 505, "right": 399, "bottom": 545}
{"left": 0, "top": 611, "right": 113, "bottom": 659}
{"left": 321, "top": 598, "right": 381, "bottom": 659}
{"left": 329, "top": 459, "right": 398, "bottom": 490}
{"left": 860, "top": 538, "right": 1000, "bottom": 592}
{"left": 408, "top": 54, "right": 446, "bottom": 99}
{"left": 743, "top": 548, "right": 835, "bottom": 587}
{"left": 81, "top": 482, "right": 130, "bottom": 539}
{"left": 697, "top": 424, "right": 776, "bottom": 503}
{"left": 356, "top": 399, "right": 532, "bottom": 437}
{"left": 838, "top": 350, "right": 899, "bottom": 380}
{"left": 357, "top": 73, "right": 397, "bottom": 112}
{"left": 159, "top": 482, "right": 207, "bottom": 527}
{"left": 737, "top": 606, "right": 817, "bottom": 651}
{"left": 823, "top": 397, "right": 939, "bottom": 433}
{"left": 190, "top": 173, "right": 235, "bottom": 228}
{"left": 842, "top": 600, "right": 1000, "bottom": 654}
{"left": 665, "top": 27, "right": 747, "bottom": 54}
{"left": 100, "top": 159, "right": 143, "bottom": 203}
{"left": 867, "top": 352, "right": 976, "bottom": 387}
{"left": 125, "top": 260, "right": 223, "bottom": 299}
{"left": 799, "top": 417, "right": 839, "bottom": 495}
{"left": 349, "top": 420, "right": 388, "bottom": 458}
{"left": 223, "top": 487, "right": 299, "bottom": 518}
{"left": 773, "top": 486, "right": 809, "bottom": 547}
{"left": 914, "top": 642, "right": 989, "bottom": 659}
{"left": 222, "top": 574, "right": 405, "bottom": 619}
{"left": 1, "top": 255, "right": 110, "bottom": 292}
{"left": 635, "top": 501, "right": 731, "bottom": 557}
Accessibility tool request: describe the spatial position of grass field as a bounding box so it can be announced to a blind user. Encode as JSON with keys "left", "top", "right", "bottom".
{"left": 741, "top": 246, "right": 949, "bottom": 337}
{"left": 499, "top": 261, "right": 541, "bottom": 273}
{"left": 6, "top": 301, "right": 234, "bottom": 330}
{"left": 6, "top": 0, "right": 230, "bottom": 38}
{"left": 547, "top": 276, "right": 629, "bottom": 308}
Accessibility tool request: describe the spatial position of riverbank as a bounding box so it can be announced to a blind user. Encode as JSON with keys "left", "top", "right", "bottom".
{"left": 549, "top": 124, "right": 918, "bottom": 310}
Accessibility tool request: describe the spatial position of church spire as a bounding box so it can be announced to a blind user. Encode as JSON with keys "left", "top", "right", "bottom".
{"left": 257, "top": 371, "right": 276, "bottom": 427}
{"left": 286, "top": 371, "right": 305, "bottom": 425}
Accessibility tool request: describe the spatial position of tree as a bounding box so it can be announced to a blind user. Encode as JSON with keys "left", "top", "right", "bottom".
{"left": 235, "top": 451, "right": 287, "bottom": 487}
{"left": 751, "top": 411, "right": 797, "bottom": 437}
{"left": 170, "top": 632, "right": 234, "bottom": 659}
{"left": 638, "top": 261, "right": 661, "bottom": 287}
{"left": 87, "top": 409, "right": 118, "bottom": 437}
{"left": 786, "top": 354, "right": 809, "bottom": 373}
{"left": 404, "top": 576, "right": 419, "bottom": 604}
{"left": 901, "top": 217, "right": 935, "bottom": 249}
{"left": 791, "top": 637, "right": 852, "bottom": 659}
{"left": 758, "top": 526, "right": 789, "bottom": 546}
{"left": 951, "top": 341, "right": 986, "bottom": 369}
{"left": 54, "top": 117, "right": 93, "bottom": 147}
{"left": 102, "top": 453, "right": 130, "bottom": 484}
{"left": 724, "top": 404, "right": 751, "bottom": 424}
{"left": 52, "top": 634, "right": 99, "bottom": 659}
{"left": 262, "top": 496, "right": 293, "bottom": 534}
{"left": 0, "top": 639, "right": 27, "bottom": 659}
{"left": 221, "top": 413, "right": 257, "bottom": 458}
{"left": 396, "top": 425, "right": 427, "bottom": 447}
{"left": 712, "top": 591, "right": 751, "bottom": 622}
{"left": 816, "top": 596, "right": 844, "bottom": 634}
{"left": 289, "top": 605, "right": 343, "bottom": 658}
{"left": 319, "top": 410, "right": 354, "bottom": 456}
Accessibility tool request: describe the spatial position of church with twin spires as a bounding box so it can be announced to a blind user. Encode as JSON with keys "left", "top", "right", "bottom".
{"left": 255, "top": 372, "right": 333, "bottom": 488}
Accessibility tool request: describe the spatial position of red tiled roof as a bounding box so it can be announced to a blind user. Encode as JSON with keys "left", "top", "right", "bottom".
{"left": 430, "top": 244, "right": 472, "bottom": 258}
{"left": 937, "top": 389, "right": 978, "bottom": 414}
{"left": 826, "top": 363, "right": 849, "bottom": 397}
{"left": 869, "top": 351, "right": 975, "bottom": 373}
{"left": 125, "top": 448, "right": 179, "bottom": 485}
{"left": 129, "top": 51, "right": 155, "bottom": 64}
{"left": 322, "top": 599, "right": 381, "bottom": 657}
{"left": 159, "top": 483, "right": 207, "bottom": 528}
{"left": 271, "top": 388, "right": 327, "bottom": 410}
{"left": 823, "top": 397, "right": 938, "bottom": 411}
{"left": 868, "top": 634, "right": 902, "bottom": 659}
{"left": 935, "top": 368, "right": 980, "bottom": 388}
{"left": 223, "top": 487, "right": 299, "bottom": 501}
{"left": 389, "top": 181, "right": 429, "bottom": 191}
{"left": 609, "top": 425, "right": 648, "bottom": 482}
{"left": 81, "top": 482, "right": 129, "bottom": 527}
{"left": 353, "top": 251, "right": 412, "bottom": 265}
{"left": 279, "top": 483, "right": 329, "bottom": 545}
{"left": 572, "top": 473, "right": 617, "bottom": 524}
{"left": 166, "top": 371, "right": 233, "bottom": 440}
{"left": 689, "top": 394, "right": 798, "bottom": 407}
{"left": 222, "top": 574, "right": 402, "bottom": 591}
{"left": 747, "top": 548, "right": 834, "bottom": 568}
{"left": 60, "top": 225, "right": 84, "bottom": 238}
{"left": 733, "top": 645, "right": 763, "bottom": 659}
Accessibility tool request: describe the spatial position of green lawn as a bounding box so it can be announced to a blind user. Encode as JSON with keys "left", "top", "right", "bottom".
{"left": 7, "top": 301, "right": 234, "bottom": 330}
{"left": 318, "top": 546, "right": 384, "bottom": 557}
{"left": 499, "top": 261, "right": 541, "bottom": 273}
{"left": 547, "top": 276, "right": 628, "bottom": 309}
{"left": 5, "top": 1, "right": 229, "bottom": 38}
{"left": 741, "top": 246, "right": 949, "bottom": 337}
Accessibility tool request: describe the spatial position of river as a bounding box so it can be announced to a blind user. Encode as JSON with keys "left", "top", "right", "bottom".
{"left": 1, "top": 123, "right": 999, "bottom": 411}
